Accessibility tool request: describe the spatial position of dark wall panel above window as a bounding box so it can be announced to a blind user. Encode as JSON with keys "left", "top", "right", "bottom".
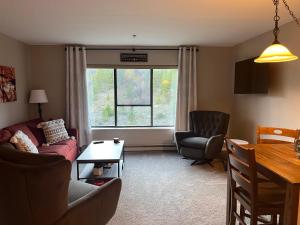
{"left": 86, "top": 48, "right": 178, "bottom": 67}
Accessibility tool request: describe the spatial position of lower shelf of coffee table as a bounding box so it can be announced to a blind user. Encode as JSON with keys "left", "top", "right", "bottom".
{"left": 76, "top": 160, "right": 124, "bottom": 181}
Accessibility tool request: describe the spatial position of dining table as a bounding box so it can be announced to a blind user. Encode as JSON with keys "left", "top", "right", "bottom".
{"left": 226, "top": 143, "right": 300, "bottom": 225}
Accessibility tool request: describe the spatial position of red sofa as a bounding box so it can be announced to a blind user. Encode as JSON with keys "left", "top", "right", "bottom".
{"left": 0, "top": 118, "right": 79, "bottom": 161}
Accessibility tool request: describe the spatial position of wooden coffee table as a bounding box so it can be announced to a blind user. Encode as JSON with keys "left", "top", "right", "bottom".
{"left": 76, "top": 140, "right": 125, "bottom": 180}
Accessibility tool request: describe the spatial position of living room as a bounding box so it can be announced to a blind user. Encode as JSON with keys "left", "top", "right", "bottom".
{"left": 0, "top": 1, "right": 300, "bottom": 225}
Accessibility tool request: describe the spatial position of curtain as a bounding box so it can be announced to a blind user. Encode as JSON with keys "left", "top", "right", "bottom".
{"left": 175, "top": 46, "right": 198, "bottom": 131}
{"left": 66, "top": 46, "right": 92, "bottom": 146}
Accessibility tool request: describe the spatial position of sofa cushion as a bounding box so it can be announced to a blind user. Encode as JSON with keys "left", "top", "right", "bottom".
{"left": 55, "top": 139, "right": 77, "bottom": 149}
{"left": 26, "top": 118, "right": 46, "bottom": 145}
{"left": 68, "top": 180, "right": 98, "bottom": 204}
{"left": 6, "top": 124, "right": 39, "bottom": 147}
{"left": 23, "top": 118, "right": 44, "bottom": 128}
{"left": 181, "top": 137, "right": 208, "bottom": 149}
{"left": 38, "top": 143, "right": 77, "bottom": 161}
{"left": 0, "top": 129, "right": 12, "bottom": 144}
{"left": 180, "top": 146, "right": 206, "bottom": 159}
{"left": 10, "top": 130, "right": 39, "bottom": 154}
{"left": 38, "top": 144, "right": 70, "bottom": 155}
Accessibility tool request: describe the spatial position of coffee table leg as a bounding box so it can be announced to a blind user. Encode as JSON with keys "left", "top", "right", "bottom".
{"left": 122, "top": 151, "right": 125, "bottom": 169}
{"left": 77, "top": 162, "right": 80, "bottom": 180}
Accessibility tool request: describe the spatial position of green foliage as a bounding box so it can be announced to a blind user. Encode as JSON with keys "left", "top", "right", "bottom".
{"left": 102, "top": 104, "right": 114, "bottom": 122}
{"left": 128, "top": 108, "right": 135, "bottom": 124}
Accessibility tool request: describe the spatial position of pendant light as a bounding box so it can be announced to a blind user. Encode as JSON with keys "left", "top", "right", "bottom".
{"left": 255, "top": 0, "right": 298, "bottom": 63}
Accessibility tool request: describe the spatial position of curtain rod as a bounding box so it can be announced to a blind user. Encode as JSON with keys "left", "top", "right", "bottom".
{"left": 65, "top": 47, "right": 198, "bottom": 51}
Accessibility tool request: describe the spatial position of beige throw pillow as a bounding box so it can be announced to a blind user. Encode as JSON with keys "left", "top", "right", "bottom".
{"left": 38, "top": 119, "right": 69, "bottom": 144}
{"left": 10, "top": 130, "right": 39, "bottom": 154}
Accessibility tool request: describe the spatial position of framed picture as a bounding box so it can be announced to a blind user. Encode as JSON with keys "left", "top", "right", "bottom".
{"left": 0, "top": 65, "right": 16, "bottom": 103}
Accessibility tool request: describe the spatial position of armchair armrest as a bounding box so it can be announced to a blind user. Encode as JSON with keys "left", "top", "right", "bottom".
{"left": 175, "top": 131, "right": 194, "bottom": 151}
{"left": 54, "top": 178, "right": 122, "bottom": 225}
{"left": 205, "top": 134, "right": 225, "bottom": 159}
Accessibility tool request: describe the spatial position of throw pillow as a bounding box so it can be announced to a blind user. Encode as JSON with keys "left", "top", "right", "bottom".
{"left": 6, "top": 124, "right": 39, "bottom": 146}
{"left": 10, "top": 130, "right": 39, "bottom": 154}
{"left": 38, "top": 119, "right": 69, "bottom": 144}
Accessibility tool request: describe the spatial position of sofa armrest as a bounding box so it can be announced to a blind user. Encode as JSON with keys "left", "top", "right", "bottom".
{"left": 54, "top": 178, "right": 122, "bottom": 225}
{"left": 67, "top": 128, "right": 79, "bottom": 154}
{"left": 67, "top": 128, "right": 79, "bottom": 141}
{"left": 205, "top": 134, "right": 224, "bottom": 159}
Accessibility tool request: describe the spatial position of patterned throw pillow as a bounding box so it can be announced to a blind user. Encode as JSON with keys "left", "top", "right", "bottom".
{"left": 38, "top": 119, "right": 69, "bottom": 144}
{"left": 10, "top": 130, "right": 39, "bottom": 154}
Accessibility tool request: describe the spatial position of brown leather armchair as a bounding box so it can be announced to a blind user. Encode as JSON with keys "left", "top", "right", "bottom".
{"left": 0, "top": 143, "right": 121, "bottom": 225}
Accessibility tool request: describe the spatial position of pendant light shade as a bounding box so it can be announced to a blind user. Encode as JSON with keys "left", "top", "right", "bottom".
{"left": 254, "top": 0, "right": 299, "bottom": 63}
{"left": 255, "top": 43, "right": 298, "bottom": 63}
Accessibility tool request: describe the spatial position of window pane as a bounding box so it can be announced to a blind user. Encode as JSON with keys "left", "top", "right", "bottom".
{"left": 153, "top": 69, "right": 178, "bottom": 126}
{"left": 117, "top": 106, "right": 151, "bottom": 126}
{"left": 86, "top": 68, "right": 115, "bottom": 126}
{"left": 117, "top": 69, "right": 150, "bottom": 105}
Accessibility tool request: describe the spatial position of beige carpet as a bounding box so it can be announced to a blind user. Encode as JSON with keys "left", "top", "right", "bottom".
{"left": 108, "top": 151, "right": 227, "bottom": 225}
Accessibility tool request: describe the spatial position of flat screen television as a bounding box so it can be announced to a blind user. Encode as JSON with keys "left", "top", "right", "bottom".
{"left": 234, "top": 57, "right": 269, "bottom": 94}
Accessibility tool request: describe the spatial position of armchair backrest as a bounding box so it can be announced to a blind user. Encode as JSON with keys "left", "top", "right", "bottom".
{"left": 0, "top": 146, "right": 71, "bottom": 225}
{"left": 189, "top": 111, "right": 230, "bottom": 138}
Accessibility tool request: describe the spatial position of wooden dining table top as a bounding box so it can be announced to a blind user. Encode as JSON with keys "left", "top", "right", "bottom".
{"left": 245, "top": 143, "right": 300, "bottom": 185}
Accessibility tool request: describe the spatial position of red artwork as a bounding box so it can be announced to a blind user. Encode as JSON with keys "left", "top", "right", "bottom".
{"left": 0, "top": 65, "right": 16, "bottom": 103}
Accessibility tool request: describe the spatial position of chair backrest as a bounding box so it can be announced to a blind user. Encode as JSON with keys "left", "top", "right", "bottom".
{"left": 189, "top": 111, "right": 230, "bottom": 138}
{"left": 256, "top": 126, "right": 300, "bottom": 144}
{"left": 226, "top": 139, "right": 258, "bottom": 209}
{"left": 0, "top": 146, "right": 71, "bottom": 225}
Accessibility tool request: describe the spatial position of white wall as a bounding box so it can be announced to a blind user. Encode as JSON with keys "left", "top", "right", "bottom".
{"left": 0, "top": 32, "right": 29, "bottom": 128}
{"left": 197, "top": 47, "right": 234, "bottom": 113}
{"left": 29, "top": 45, "right": 66, "bottom": 120}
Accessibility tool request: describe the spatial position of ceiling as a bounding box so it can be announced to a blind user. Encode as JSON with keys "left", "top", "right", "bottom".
{"left": 0, "top": 0, "right": 299, "bottom": 46}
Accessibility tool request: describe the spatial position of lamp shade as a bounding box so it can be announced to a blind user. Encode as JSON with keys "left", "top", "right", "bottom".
{"left": 29, "top": 90, "right": 48, "bottom": 103}
{"left": 255, "top": 43, "right": 298, "bottom": 63}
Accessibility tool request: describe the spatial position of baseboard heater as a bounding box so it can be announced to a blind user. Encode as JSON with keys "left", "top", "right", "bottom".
{"left": 124, "top": 144, "right": 177, "bottom": 151}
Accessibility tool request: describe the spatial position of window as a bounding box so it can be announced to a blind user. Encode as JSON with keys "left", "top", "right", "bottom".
{"left": 87, "top": 68, "right": 178, "bottom": 127}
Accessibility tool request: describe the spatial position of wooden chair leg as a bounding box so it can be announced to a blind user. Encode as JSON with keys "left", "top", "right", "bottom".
{"left": 229, "top": 197, "right": 237, "bottom": 225}
{"left": 222, "top": 159, "right": 227, "bottom": 171}
{"left": 270, "top": 214, "right": 277, "bottom": 225}
{"left": 239, "top": 205, "right": 245, "bottom": 225}
{"left": 250, "top": 213, "right": 257, "bottom": 225}
{"left": 279, "top": 211, "right": 284, "bottom": 225}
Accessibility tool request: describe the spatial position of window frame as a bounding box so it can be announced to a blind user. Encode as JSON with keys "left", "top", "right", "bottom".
{"left": 87, "top": 66, "right": 178, "bottom": 128}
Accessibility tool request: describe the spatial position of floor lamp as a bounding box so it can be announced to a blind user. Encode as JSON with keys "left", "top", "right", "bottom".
{"left": 29, "top": 90, "right": 48, "bottom": 119}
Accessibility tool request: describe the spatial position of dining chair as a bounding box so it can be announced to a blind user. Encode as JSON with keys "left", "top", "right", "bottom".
{"left": 256, "top": 126, "right": 300, "bottom": 144}
{"left": 226, "top": 139, "right": 285, "bottom": 225}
